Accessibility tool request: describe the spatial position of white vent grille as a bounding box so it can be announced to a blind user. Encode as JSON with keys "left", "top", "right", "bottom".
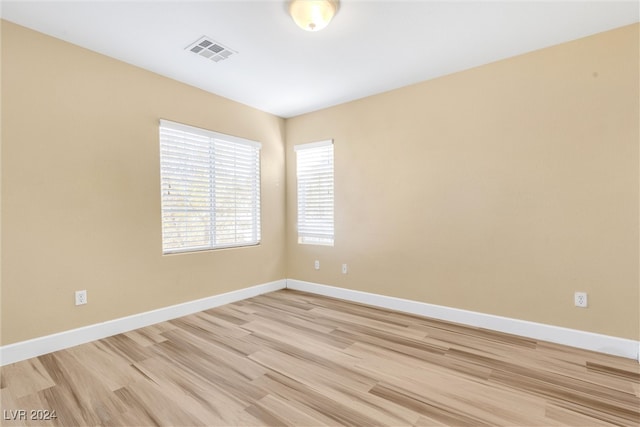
{"left": 186, "top": 36, "right": 237, "bottom": 63}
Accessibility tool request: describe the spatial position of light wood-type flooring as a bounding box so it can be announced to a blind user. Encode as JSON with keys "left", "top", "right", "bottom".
{"left": 1, "top": 290, "right": 639, "bottom": 426}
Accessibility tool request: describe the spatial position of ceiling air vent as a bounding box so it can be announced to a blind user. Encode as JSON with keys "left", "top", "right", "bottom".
{"left": 186, "top": 36, "right": 237, "bottom": 63}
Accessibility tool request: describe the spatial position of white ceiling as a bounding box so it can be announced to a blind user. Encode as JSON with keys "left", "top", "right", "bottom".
{"left": 1, "top": 1, "right": 638, "bottom": 118}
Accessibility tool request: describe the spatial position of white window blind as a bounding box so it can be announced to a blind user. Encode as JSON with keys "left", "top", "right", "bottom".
{"left": 159, "top": 120, "right": 261, "bottom": 254}
{"left": 295, "top": 140, "right": 334, "bottom": 246}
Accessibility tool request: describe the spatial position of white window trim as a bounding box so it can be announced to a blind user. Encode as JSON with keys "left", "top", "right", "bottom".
{"left": 295, "top": 139, "right": 334, "bottom": 246}
{"left": 159, "top": 119, "right": 261, "bottom": 254}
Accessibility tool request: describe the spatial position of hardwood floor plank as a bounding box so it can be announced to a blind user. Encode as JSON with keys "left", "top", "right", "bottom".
{"left": 544, "top": 403, "right": 620, "bottom": 427}
{"left": 125, "top": 359, "right": 254, "bottom": 427}
{"left": 38, "top": 351, "right": 126, "bottom": 425}
{"left": 369, "top": 382, "right": 492, "bottom": 427}
{"left": 114, "top": 383, "right": 203, "bottom": 427}
{"left": 241, "top": 318, "right": 361, "bottom": 367}
{"left": 0, "top": 358, "right": 55, "bottom": 399}
{"left": 1, "top": 388, "right": 32, "bottom": 427}
{"left": 1, "top": 289, "right": 638, "bottom": 426}
{"left": 65, "top": 341, "right": 141, "bottom": 392}
{"left": 249, "top": 347, "right": 375, "bottom": 393}
{"left": 250, "top": 394, "right": 334, "bottom": 427}
{"left": 586, "top": 361, "right": 640, "bottom": 381}
{"left": 488, "top": 365, "right": 639, "bottom": 424}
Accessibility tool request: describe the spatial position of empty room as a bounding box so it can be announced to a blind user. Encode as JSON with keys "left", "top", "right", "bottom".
{"left": 1, "top": 1, "right": 639, "bottom": 426}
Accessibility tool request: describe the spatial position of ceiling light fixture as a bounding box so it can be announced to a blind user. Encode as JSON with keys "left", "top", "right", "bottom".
{"left": 289, "top": 0, "right": 339, "bottom": 32}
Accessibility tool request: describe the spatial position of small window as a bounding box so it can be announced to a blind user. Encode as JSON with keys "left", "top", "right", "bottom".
{"left": 295, "top": 140, "right": 334, "bottom": 246}
{"left": 159, "top": 120, "right": 261, "bottom": 254}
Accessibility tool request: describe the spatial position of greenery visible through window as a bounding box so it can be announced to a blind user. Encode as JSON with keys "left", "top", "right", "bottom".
{"left": 295, "top": 140, "right": 334, "bottom": 246}
{"left": 159, "top": 120, "right": 261, "bottom": 254}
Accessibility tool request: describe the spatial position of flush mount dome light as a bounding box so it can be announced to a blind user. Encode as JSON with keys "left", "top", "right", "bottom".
{"left": 289, "top": 0, "right": 339, "bottom": 32}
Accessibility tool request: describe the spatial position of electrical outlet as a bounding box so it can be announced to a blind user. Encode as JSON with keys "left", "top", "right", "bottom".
{"left": 574, "top": 291, "right": 587, "bottom": 308}
{"left": 342, "top": 263, "right": 348, "bottom": 274}
{"left": 314, "top": 260, "right": 320, "bottom": 270}
{"left": 75, "top": 290, "right": 87, "bottom": 306}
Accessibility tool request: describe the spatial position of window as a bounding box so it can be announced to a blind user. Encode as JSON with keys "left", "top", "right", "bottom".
{"left": 159, "top": 120, "right": 261, "bottom": 254}
{"left": 295, "top": 140, "right": 334, "bottom": 246}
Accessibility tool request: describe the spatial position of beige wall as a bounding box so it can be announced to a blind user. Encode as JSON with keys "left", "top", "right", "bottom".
{"left": 1, "top": 21, "right": 286, "bottom": 345}
{"left": 286, "top": 24, "right": 639, "bottom": 340}
{"left": 2, "top": 21, "right": 638, "bottom": 346}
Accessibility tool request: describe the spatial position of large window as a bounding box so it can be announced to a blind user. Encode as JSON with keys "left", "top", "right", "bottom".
{"left": 159, "top": 120, "right": 261, "bottom": 254}
{"left": 295, "top": 140, "right": 334, "bottom": 246}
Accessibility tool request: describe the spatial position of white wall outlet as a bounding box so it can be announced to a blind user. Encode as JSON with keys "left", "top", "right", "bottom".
{"left": 574, "top": 291, "right": 587, "bottom": 308}
{"left": 75, "top": 290, "right": 87, "bottom": 306}
{"left": 314, "top": 260, "right": 320, "bottom": 270}
{"left": 342, "top": 263, "right": 348, "bottom": 274}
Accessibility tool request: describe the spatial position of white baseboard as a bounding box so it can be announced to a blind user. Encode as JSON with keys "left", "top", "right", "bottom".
{"left": 286, "top": 279, "right": 640, "bottom": 361}
{"left": 0, "top": 279, "right": 286, "bottom": 366}
{"left": 3, "top": 278, "right": 637, "bottom": 365}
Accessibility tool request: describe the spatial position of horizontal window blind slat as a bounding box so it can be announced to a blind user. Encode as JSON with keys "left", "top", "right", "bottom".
{"left": 160, "top": 119, "right": 262, "bottom": 148}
